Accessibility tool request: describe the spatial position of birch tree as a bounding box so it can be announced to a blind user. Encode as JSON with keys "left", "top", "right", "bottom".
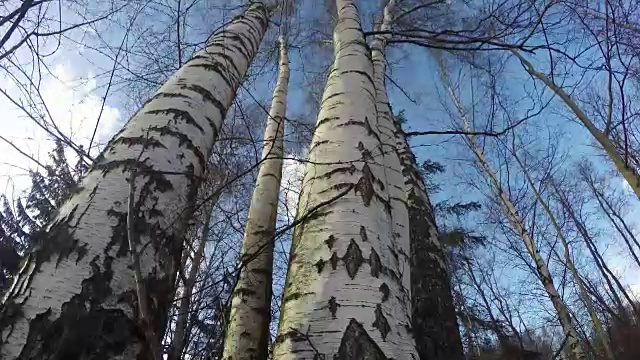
{"left": 507, "top": 144, "right": 614, "bottom": 360}
{"left": 371, "top": 1, "right": 464, "bottom": 359}
{"left": 273, "top": 0, "right": 416, "bottom": 358}
{"left": 436, "top": 55, "right": 586, "bottom": 360}
{"left": 0, "top": 1, "right": 279, "bottom": 357}
{"left": 222, "top": 35, "right": 289, "bottom": 360}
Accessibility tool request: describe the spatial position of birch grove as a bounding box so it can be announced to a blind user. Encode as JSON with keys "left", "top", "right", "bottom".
{"left": 3, "top": 0, "right": 640, "bottom": 359}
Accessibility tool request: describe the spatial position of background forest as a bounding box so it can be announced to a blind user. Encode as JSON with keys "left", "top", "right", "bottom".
{"left": 1, "top": 0, "right": 639, "bottom": 359}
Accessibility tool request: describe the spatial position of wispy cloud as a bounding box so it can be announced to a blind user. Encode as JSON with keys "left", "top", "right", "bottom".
{"left": 0, "top": 62, "right": 121, "bottom": 197}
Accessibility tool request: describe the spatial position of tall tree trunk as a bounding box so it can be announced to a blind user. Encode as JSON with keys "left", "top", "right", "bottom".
{"left": 222, "top": 35, "right": 289, "bottom": 360}
{"left": 370, "top": 2, "right": 464, "bottom": 359}
{"left": 273, "top": 0, "right": 416, "bottom": 358}
{"left": 0, "top": 2, "right": 276, "bottom": 358}
{"left": 510, "top": 151, "right": 614, "bottom": 360}
{"left": 510, "top": 49, "right": 640, "bottom": 200}
{"left": 436, "top": 57, "right": 586, "bottom": 360}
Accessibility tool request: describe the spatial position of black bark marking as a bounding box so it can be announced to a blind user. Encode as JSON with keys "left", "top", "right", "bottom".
{"left": 355, "top": 164, "right": 375, "bottom": 207}
{"left": 310, "top": 139, "right": 330, "bottom": 152}
{"left": 186, "top": 62, "right": 234, "bottom": 90}
{"left": 337, "top": 119, "right": 366, "bottom": 129}
{"left": 95, "top": 159, "right": 173, "bottom": 193}
{"left": 336, "top": 319, "right": 388, "bottom": 360}
{"left": 319, "top": 165, "right": 357, "bottom": 180}
{"left": 360, "top": 226, "right": 368, "bottom": 242}
{"left": 317, "top": 116, "right": 341, "bottom": 128}
{"left": 105, "top": 209, "right": 131, "bottom": 258}
{"left": 328, "top": 296, "right": 340, "bottom": 319}
{"left": 338, "top": 69, "right": 375, "bottom": 88}
{"left": 357, "top": 142, "right": 374, "bottom": 161}
{"left": 325, "top": 235, "right": 336, "bottom": 250}
{"left": 330, "top": 252, "right": 339, "bottom": 270}
{"left": 363, "top": 116, "right": 377, "bottom": 137}
{"left": 315, "top": 259, "right": 325, "bottom": 274}
{"left": 10, "top": 255, "right": 151, "bottom": 359}
{"left": 379, "top": 283, "right": 390, "bottom": 302}
{"left": 177, "top": 83, "right": 227, "bottom": 124}
{"left": 147, "top": 125, "right": 207, "bottom": 169}
{"left": 145, "top": 108, "right": 204, "bottom": 134}
{"left": 369, "top": 248, "right": 381, "bottom": 278}
{"left": 283, "top": 292, "right": 314, "bottom": 303}
{"left": 112, "top": 135, "right": 166, "bottom": 150}
{"left": 321, "top": 92, "right": 346, "bottom": 107}
{"left": 149, "top": 92, "right": 190, "bottom": 103}
{"left": 343, "top": 239, "right": 363, "bottom": 279}
{"left": 234, "top": 287, "right": 257, "bottom": 300}
{"left": 372, "top": 304, "right": 391, "bottom": 341}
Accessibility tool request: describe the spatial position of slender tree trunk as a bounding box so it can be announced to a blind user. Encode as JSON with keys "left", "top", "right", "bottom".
{"left": 273, "top": 0, "right": 416, "bottom": 358}
{"left": 222, "top": 35, "right": 289, "bottom": 360}
{"left": 0, "top": 2, "right": 276, "bottom": 358}
{"left": 170, "top": 189, "right": 220, "bottom": 360}
{"left": 371, "top": 3, "right": 464, "bottom": 359}
{"left": 552, "top": 181, "right": 640, "bottom": 319}
{"left": 511, "top": 152, "right": 614, "bottom": 360}
{"left": 583, "top": 172, "right": 640, "bottom": 269}
{"left": 436, "top": 57, "right": 586, "bottom": 360}
{"left": 510, "top": 49, "right": 640, "bottom": 200}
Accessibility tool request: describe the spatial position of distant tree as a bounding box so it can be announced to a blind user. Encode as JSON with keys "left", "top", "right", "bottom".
{"left": 0, "top": 141, "right": 82, "bottom": 291}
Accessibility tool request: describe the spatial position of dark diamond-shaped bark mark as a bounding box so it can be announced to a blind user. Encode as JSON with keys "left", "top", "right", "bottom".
{"left": 360, "top": 226, "right": 368, "bottom": 242}
{"left": 330, "top": 252, "right": 339, "bottom": 270}
{"left": 355, "top": 164, "right": 375, "bottom": 207}
{"left": 343, "top": 239, "right": 363, "bottom": 279}
{"left": 357, "top": 141, "right": 374, "bottom": 161}
{"left": 379, "top": 283, "right": 390, "bottom": 302}
{"left": 369, "top": 248, "right": 381, "bottom": 278}
{"left": 336, "top": 319, "right": 388, "bottom": 360}
{"left": 325, "top": 235, "right": 336, "bottom": 250}
{"left": 328, "top": 296, "right": 340, "bottom": 319}
{"left": 372, "top": 304, "right": 390, "bottom": 341}
{"left": 315, "top": 259, "right": 325, "bottom": 274}
{"left": 363, "top": 116, "right": 376, "bottom": 137}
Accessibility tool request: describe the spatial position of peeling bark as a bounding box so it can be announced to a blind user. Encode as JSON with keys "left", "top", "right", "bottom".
{"left": 0, "top": 2, "right": 276, "bottom": 358}
{"left": 222, "top": 36, "right": 289, "bottom": 360}
{"left": 273, "top": 1, "right": 416, "bottom": 358}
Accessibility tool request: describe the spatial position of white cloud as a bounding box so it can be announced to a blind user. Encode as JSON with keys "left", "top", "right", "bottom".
{"left": 278, "top": 151, "right": 306, "bottom": 222}
{"left": 0, "top": 62, "right": 121, "bottom": 197}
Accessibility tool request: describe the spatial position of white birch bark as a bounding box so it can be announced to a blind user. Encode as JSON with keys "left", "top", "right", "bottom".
{"left": 0, "top": 2, "right": 277, "bottom": 358}
{"left": 222, "top": 35, "right": 289, "bottom": 360}
{"left": 371, "top": 2, "right": 464, "bottom": 358}
{"left": 436, "top": 58, "right": 586, "bottom": 360}
{"left": 273, "top": 0, "right": 416, "bottom": 358}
